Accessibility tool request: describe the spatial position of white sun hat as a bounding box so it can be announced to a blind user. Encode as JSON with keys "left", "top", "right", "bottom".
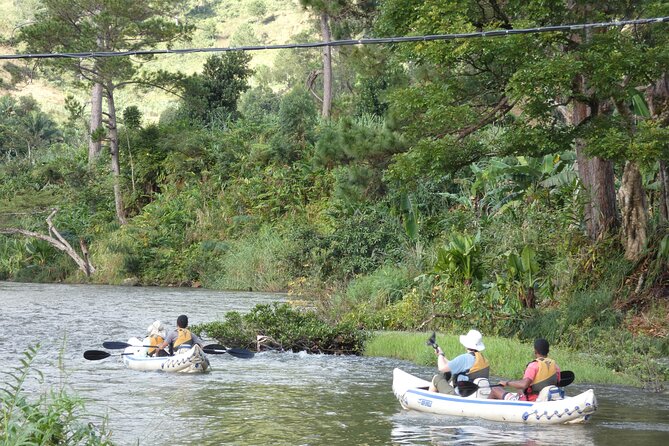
{"left": 147, "top": 320, "right": 165, "bottom": 337}
{"left": 459, "top": 329, "right": 485, "bottom": 351}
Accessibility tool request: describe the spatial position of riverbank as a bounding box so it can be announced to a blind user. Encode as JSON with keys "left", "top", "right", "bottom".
{"left": 364, "top": 331, "right": 635, "bottom": 386}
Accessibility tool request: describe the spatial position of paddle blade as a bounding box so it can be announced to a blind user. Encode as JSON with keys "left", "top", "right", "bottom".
{"left": 557, "top": 370, "right": 574, "bottom": 387}
{"left": 201, "top": 344, "right": 255, "bottom": 358}
{"left": 102, "top": 341, "right": 133, "bottom": 350}
{"left": 225, "top": 348, "right": 255, "bottom": 359}
{"left": 84, "top": 350, "right": 112, "bottom": 360}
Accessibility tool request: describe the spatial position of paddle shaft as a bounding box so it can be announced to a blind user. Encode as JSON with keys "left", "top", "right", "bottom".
{"left": 458, "top": 370, "right": 574, "bottom": 393}
{"left": 97, "top": 342, "right": 255, "bottom": 359}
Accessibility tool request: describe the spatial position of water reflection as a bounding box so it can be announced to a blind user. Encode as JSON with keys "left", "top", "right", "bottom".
{"left": 390, "top": 414, "right": 596, "bottom": 445}
{"left": 2, "top": 282, "right": 668, "bottom": 445}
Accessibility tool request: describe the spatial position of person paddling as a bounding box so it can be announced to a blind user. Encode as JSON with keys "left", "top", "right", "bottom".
{"left": 151, "top": 315, "right": 204, "bottom": 356}
{"left": 429, "top": 329, "right": 490, "bottom": 395}
{"left": 488, "top": 338, "right": 561, "bottom": 401}
{"left": 146, "top": 320, "right": 168, "bottom": 357}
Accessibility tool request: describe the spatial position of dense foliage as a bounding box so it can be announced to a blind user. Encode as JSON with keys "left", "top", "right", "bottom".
{"left": 0, "top": 1, "right": 668, "bottom": 384}
{"left": 194, "top": 303, "right": 369, "bottom": 355}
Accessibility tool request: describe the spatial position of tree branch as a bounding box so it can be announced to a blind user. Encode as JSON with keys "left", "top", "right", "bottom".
{"left": 0, "top": 209, "right": 96, "bottom": 276}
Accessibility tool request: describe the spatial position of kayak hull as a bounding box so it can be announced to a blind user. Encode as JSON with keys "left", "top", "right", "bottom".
{"left": 122, "top": 337, "right": 210, "bottom": 373}
{"left": 392, "top": 368, "right": 596, "bottom": 424}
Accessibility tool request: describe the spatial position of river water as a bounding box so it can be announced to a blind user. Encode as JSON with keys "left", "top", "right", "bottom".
{"left": 1, "top": 282, "right": 668, "bottom": 445}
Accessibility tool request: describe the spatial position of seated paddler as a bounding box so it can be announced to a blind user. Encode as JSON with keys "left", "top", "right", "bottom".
{"left": 145, "top": 320, "right": 168, "bottom": 357}
{"left": 151, "top": 314, "right": 204, "bottom": 356}
{"left": 429, "top": 329, "right": 490, "bottom": 396}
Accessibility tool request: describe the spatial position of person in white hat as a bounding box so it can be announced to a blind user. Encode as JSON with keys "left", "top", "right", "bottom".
{"left": 429, "top": 329, "right": 490, "bottom": 395}
{"left": 146, "top": 320, "right": 167, "bottom": 357}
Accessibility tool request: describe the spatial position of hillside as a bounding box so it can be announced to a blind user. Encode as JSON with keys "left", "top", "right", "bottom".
{"left": 0, "top": 0, "right": 312, "bottom": 122}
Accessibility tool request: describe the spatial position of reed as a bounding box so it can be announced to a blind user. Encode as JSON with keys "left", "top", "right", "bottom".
{"left": 364, "top": 331, "right": 634, "bottom": 386}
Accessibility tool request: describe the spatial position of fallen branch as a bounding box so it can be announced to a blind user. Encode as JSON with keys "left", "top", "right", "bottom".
{"left": 0, "top": 209, "right": 95, "bottom": 276}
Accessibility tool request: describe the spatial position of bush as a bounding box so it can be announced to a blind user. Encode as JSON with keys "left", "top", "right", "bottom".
{"left": 316, "top": 206, "right": 405, "bottom": 281}
{"left": 195, "top": 303, "right": 369, "bottom": 355}
{"left": 340, "top": 264, "right": 412, "bottom": 310}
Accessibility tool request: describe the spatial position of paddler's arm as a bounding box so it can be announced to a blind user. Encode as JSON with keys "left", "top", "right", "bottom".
{"left": 498, "top": 377, "right": 532, "bottom": 390}
{"left": 435, "top": 347, "right": 453, "bottom": 372}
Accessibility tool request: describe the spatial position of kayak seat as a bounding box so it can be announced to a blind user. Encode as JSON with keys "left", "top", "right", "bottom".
{"left": 536, "top": 385, "right": 564, "bottom": 402}
{"left": 474, "top": 378, "right": 492, "bottom": 398}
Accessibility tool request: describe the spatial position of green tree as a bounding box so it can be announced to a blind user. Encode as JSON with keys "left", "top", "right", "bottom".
{"left": 377, "top": 0, "right": 669, "bottom": 253}
{"left": 18, "top": 0, "right": 194, "bottom": 225}
{"left": 0, "top": 95, "right": 60, "bottom": 162}
{"left": 181, "top": 52, "right": 254, "bottom": 126}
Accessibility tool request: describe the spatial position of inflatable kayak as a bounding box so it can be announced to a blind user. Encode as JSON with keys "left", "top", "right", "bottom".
{"left": 392, "top": 368, "right": 596, "bottom": 424}
{"left": 121, "top": 337, "right": 210, "bottom": 373}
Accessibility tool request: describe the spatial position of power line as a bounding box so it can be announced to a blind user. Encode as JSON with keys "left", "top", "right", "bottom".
{"left": 1, "top": 16, "right": 667, "bottom": 60}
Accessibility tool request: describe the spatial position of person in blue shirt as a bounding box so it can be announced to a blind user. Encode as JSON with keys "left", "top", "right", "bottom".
{"left": 429, "top": 329, "right": 490, "bottom": 395}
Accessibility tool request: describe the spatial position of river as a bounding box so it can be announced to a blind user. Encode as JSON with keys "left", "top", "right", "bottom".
{"left": 1, "top": 282, "right": 668, "bottom": 445}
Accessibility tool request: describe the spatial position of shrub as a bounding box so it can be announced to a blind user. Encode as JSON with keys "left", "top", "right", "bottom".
{"left": 195, "top": 303, "right": 369, "bottom": 355}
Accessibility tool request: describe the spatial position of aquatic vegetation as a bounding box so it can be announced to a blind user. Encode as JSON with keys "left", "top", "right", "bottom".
{"left": 0, "top": 344, "right": 113, "bottom": 445}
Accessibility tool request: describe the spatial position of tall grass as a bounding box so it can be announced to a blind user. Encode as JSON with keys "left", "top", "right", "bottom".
{"left": 365, "top": 331, "right": 633, "bottom": 386}
{"left": 1, "top": 345, "right": 113, "bottom": 445}
{"left": 208, "top": 225, "right": 295, "bottom": 291}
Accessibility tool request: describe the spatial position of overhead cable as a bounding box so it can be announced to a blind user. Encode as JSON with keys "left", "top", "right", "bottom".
{"left": 0, "top": 16, "right": 667, "bottom": 60}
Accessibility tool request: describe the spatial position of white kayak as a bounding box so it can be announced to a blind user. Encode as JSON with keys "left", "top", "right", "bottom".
{"left": 392, "top": 368, "right": 597, "bottom": 424}
{"left": 121, "top": 337, "right": 210, "bottom": 373}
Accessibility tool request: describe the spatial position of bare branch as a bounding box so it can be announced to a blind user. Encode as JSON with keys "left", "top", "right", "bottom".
{"left": 0, "top": 209, "right": 95, "bottom": 276}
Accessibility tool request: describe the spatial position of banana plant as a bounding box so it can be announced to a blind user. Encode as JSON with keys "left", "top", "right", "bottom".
{"left": 434, "top": 231, "right": 481, "bottom": 286}
{"left": 507, "top": 245, "right": 540, "bottom": 308}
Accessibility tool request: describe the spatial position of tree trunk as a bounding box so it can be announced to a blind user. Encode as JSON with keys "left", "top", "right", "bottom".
{"left": 572, "top": 75, "right": 618, "bottom": 240}
{"left": 659, "top": 161, "right": 669, "bottom": 222}
{"left": 618, "top": 161, "right": 648, "bottom": 260}
{"left": 88, "top": 82, "right": 103, "bottom": 165}
{"left": 576, "top": 151, "right": 619, "bottom": 240}
{"left": 647, "top": 74, "right": 669, "bottom": 222}
{"left": 320, "top": 12, "right": 332, "bottom": 119}
{"left": 106, "top": 84, "right": 127, "bottom": 225}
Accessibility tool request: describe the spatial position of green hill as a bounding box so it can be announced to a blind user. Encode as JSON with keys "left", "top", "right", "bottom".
{"left": 0, "top": 0, "right": 311, "bottom": 122}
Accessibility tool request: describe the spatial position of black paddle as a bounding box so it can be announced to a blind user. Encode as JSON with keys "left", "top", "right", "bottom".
{"left": 426, "top": 332, "right": 439, "bottom": 350}
{"left": 83, "top": 350, "right": 135, "bottom": 360}
{"left": 203, "top": 346, "right": 255, "bottom": 359}
{"left": 96, "top": 342, "right": 255, "bottom": 359}
{"left": 426, "top": 332, "right": 453, "bottom": 383}
{"left": 457, "top": 370, "right": 575, "bottom": 394}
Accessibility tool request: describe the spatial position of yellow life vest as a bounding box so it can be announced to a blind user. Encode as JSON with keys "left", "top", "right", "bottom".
{"left": 453, "top": 351, "right": 490, "bottom": 383}
{"left": 467, "top": 351, "right": 490, "bottom": 380}
{"left": 173, "top": 327, "right": 193, "bottom": 351}
{"left": 452, "top": 351, "right": 490, "bottom": 397}
{"left": 147, "top": 335, "right": 164, "bottom": 356}
{"left": 528, "top": 357, "right": 558, "bottom": 395}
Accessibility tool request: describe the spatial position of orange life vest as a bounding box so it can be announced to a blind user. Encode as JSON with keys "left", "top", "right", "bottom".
{"left": 526, "top": 357, "right": 558, "bottom": 397}
{"left": 147, "top": 335, "right": 164, "bottom": 356}
{"left": 173, "top": 327, "right": 193, "bottom": 351}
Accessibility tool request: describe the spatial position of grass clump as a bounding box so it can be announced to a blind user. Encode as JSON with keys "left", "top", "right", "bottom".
{"left": 1, "top": 344, "right": 113, "bottom": 445}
